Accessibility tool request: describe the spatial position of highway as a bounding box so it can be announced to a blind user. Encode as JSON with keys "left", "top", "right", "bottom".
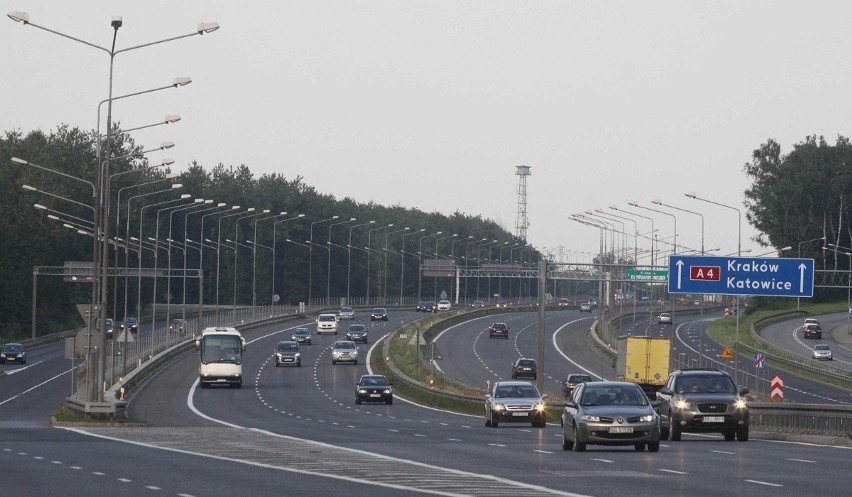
{"left": 2, "top": 308, "right": 850, "bottom": 496}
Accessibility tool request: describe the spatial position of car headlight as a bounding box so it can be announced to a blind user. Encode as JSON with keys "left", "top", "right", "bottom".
{"left": 294, "top": 353, "right": 301, "bottom": 358}
{"left": 276, "top": 353, "right": 283, "bottom": 358}
{"left": 639, "top": 414, "right": 655, "bottom": 422}
{"left": 579, "top": 414, "right": 600, "bottom": 422}
{"left": 358, "top": 389, "right": 368, "bottom": 394}
{"left": 674, "top": 399, "right": 691, "bottom": 409}
{"left": 383, "top": 389, "right": 392, "bottom": 394}
{"left": 493, "top": 403, "right": 506, "bottom": 411}
{"left": 734, "top": 398, "right": 747, "bottom": 409}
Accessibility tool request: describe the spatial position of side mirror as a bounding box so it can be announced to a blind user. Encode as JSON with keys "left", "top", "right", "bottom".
{"left": 564, "top": 401, "right": 576, "bottom": 409}
{"left": 542, "top": 394, "right": 549, "bottom": 400}
{"left": 738, "top": 387, "right": 749, "bottom": 396}
{"left": 659, "top": 387, "right": 672, "bottom": 396}
{"left": 485, "top": 394, "right": 492, "bottom": 400}
{"left": 195, "top": 339, "right": 200, "bottom": 351}
{"left": 650, "top": 399, "right": 662, "bottom": 408}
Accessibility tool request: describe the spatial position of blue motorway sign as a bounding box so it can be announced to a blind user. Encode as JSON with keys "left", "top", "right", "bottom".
{"left": 667, "top": 255, "right": 814, "bottom": 297}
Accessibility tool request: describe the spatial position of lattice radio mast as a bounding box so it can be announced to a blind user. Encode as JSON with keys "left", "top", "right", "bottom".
{"left": 515, "top": 165, "right": 531, "bottom": 241}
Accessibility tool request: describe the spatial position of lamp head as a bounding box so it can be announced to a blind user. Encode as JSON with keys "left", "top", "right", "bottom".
{"left": 160, "top": 158, "right": 175, "bottom": 166}
{"left": 332, "top": 215, "right": 339, "bottom": 220}
{"left": 608, "top": 205, "right": 618, "bottom": 210}
{"left": 204, "top": 200, "right": 213, "bottom": 204}
{"left": 7, "top": 11, "right": 29, "bottom": 23}
{"left": 231, "top": 206, "right": 240, "bottom": 210}
{"left": 298, "top": 214, "right": 305, "bottom": 217}
{"left": 218, "top": 203, "right": 227, "bottom": 207}
{"left": 164, "top": 114, "right": 181, "bottom": 124}
{"left": 172, "top": 77, "right": 192, "bottom": 87}
{"left": 171, "top": 183, "right": 183, "bottom": 189}
{"left": 160, "top": 141, "right": 175, "bottom": 149}
{"left": 11, "top": 157, "right": 28, "bottom": 164}
{"left": 198, "top": 22, "right": 219, "bottom": 34}
{"left": 194, "top": 199, "right": 204, "bottom": 204}
{"left": 628, "top": 201, "right": 639, "bottom": 207}
{"left": 685, "top": 192, "right": 697, "bottom": 199}
{"left": 111, "top": 16, "right": 123, "bottom": 29}
{"left": 21, "top": 184, "right": 36, "bottom": 191}
{"left": 180, "top": 194, "right": 192, "bottom": 199}
{"left": 34, "top": 203, "right": 46, "bottom": 210}
{"left": 262, "top": 209, "right": 271, "bottom": 213}
{"left": 246, "top": 208, "right": 255, "bottom": 212}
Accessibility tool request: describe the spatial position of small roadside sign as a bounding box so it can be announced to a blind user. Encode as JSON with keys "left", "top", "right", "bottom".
{"left": 720, "top": 346, "right": 735, "bottom": 359}
{"left": 753, "top": 353, "right": 765, "bottom": 368}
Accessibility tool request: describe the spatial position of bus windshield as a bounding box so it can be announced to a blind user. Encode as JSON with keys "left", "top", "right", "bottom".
{"left": 201, "top": 335, "right": 243, "bottom": 365}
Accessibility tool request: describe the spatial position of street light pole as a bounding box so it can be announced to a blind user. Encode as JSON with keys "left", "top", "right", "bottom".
{"left": 233, "top": 210, "right": 269, "bottom": 309}
{"left": 309, "top": 216, "right": 338, "bottom": 306}
{"left": 216, "top": 208, "right": 248, "bottom": 320}
{"left": 328, "top": 218, "right": 356, "bottom": 304}
{"left": 418, "top": 231, "right": 443, "bottom": 302}
{"left": 401, "top": 229, "right": 425, "bottom": 305}
{"left": 367, "top": 224, "right": 392, "bottom": 304}
{"left": 384, "top": 227, "right": 410, "bottom": 304}
{"left": 252, "top": 212, "right": 287, "bottom": 307}
{"left": 347, "top": 220, "right": 375, "bottom": 304}
{"left": 797, "top": 236, "right": 825, "bottom": 310}
{"left": 271, "top": 214, "right": 305, "bottom": 308}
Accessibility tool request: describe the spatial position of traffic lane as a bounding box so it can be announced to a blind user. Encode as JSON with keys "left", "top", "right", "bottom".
{"left": 760, "top": 313, "right": 852, "bottom": 367}
{"left": 0, "top": 340, "right": 76, "bottom": 426}
{"left": 674, "top": 319, "right": 851, "bottom": 404}
{"left": 133, "top": 315, "right": 852, "bottom": 496}
{"left": 1, "top": 427, "right": 427, "bottom": 497}
{"left": 431, "top": 314, "right": 503, "bottom": 390}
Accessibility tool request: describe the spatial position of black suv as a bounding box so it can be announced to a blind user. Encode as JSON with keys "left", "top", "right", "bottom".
{"left": 657, "top": 369, "right": 749, "bottom": 442}
{"left": 511, "top": 358, "right": 537, "bottom": 379}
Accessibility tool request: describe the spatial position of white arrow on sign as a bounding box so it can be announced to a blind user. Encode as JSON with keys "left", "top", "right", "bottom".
{"left": 799, "top": 263, "right": 807, "bottom": 293}
{"left": 675, "top": 259, "right": 685, "bottom": 290}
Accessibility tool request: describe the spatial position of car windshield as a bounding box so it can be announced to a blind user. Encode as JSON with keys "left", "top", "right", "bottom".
{"left": 569, "top": 375, "right": 592, "bottom": 383}
{"left": 125, "top": 318, "right": 137, "bottom": 324}
{"left": 277, "top": 343, "right": 298, "bottom": 352}
{"left": 294, "top": 329, "right": 309, "bottom": 335}
{"left": 3, "top": 345, "right": 23, "bottom": 353}
{"left": 373, "top": 308, "right": 386, "bottom": 313}
{"left": 518, "top": 360, "right": 535, "bottom": 367}
{"left": 319, "top": 315, "right": 335, "bottom": 322}
{"left": 349, "top": 325, "right": 366, "bottom": 332}
{"left": 341, "top": 307, "right": 352, "bottom": 312}
{"left": 675, "top": 375, "right": 736, "bottom": 394}
{"left": 582, "top": 387, "right": 647, "bottom": 406}
{"left": 492, "top": 323, "right": 507, "bottom": 330}
{"left": 334, "top": 342, "right": 355, "bottom": 350}
{"left": 494, "top": 384, "right": 539, "bottom": 398}
{"left": 361, "top": 376, "right": 389, "bottom": 386}
{"left": 815, "top": 344, "right": 830, "bottom": 351}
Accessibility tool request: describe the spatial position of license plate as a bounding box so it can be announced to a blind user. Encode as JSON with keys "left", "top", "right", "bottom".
{"left": 608, "top": 426, "right": 634, "bottom": 433}
{"left": 369, "top": 394, "right": 380, "bottom": 397}
{"left": 511, "top": 412, "right": 529, "bottom": 417}
{"left": 522, "top": 368, "right": 530, "bottom": 371}
{"left": 704, "top": 416, "right": 724, "bottom": 423}
{"left": 216, "top": 379, "right": 227, "bottom": 382}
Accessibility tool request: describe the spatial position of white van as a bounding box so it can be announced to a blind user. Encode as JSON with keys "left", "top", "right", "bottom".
{"left": 316, "top": 313, "right": 338, "bottom": 334}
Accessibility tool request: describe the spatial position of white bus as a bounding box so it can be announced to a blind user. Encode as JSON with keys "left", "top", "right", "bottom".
{"left": 196, "top": 327, "right": 246, "bottom": 388}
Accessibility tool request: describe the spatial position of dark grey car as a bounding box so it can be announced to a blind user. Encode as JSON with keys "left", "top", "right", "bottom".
{"left": 656, "top": 369, "right": 749, "bottom": 442}
{"left": 484, "top": 381, "right": 547, "bottom": 428}
{"left": 274, "top": 341, "right": 301, "bottom": 367}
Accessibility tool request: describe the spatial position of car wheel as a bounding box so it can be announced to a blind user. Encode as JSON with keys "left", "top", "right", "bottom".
{"left": 647, "top": 441, "right": 660, "bottom": 452}
{"left": 491, "top": 412, "right": 499, "bottom": 428}
{"left": 199, "top": 381, "right": 208, "bottom": 389}
{"left": 670, "top": 419, "right": 681, "bottom": 441}
{"left": 353, "top": 359, "right": 358, "bottom": 365}
{"left": 387, "top": 398, "right": 393, "bottom": 405}
{"left": 275, "top": 361, "right": 280, "bottom": 367}
{"left": 511, "top": 373, "right": 517, "bottom": 379}
{"left": 233, "top": 382, "right": 241, "bottom": 389}
{"left": 332, "top": 360, "right": 337, "bottom": 365}
{"left": 572, "top": 424, "right": 586, "bottom": 452}
{"left": 355, "top": 398, "right": 362, "bottom": 405}
{"left": 297, "top": 360, "right": 301, "bottom": 367}
{"left": 485, "top": 413, "right": 492, "bottom": 427}
{"left": 634, "top": 443, "right": 646, "bottom": 451}
{"left": 561, "top": 430, "right": 574, "bottom": 451}
{"left": 661, "top": 426, "right": 669, "bottom": 440}
{"left": 736, "top": 425, "right": 749, "bottom": 442}
{"left": 723, "top": 430, "right": 736, "bottom": 441}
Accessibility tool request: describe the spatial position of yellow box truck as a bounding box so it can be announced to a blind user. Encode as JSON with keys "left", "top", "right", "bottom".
{"left": 615, "top": 336, "right": 670, "bottom": 395}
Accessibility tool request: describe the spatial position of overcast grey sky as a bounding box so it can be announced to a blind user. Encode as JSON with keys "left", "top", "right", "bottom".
{"left": 4, "top": 1, "right": 847, "bottom": 263}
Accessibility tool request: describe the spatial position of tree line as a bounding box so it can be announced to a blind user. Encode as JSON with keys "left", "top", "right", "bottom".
{"left": 1, "top": 126, "right": 531, "bottom": 341}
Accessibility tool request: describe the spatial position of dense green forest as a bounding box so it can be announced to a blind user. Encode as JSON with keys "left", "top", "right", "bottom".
{"left": 0, "top": 126, "right": 533, "bottom": 341}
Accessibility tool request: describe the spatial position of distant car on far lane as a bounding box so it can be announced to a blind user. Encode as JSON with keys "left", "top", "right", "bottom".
{"left": 338, "top": 307, "right": 355, "bottom": 320}
{"left": 0, "top": 343, "right": 26, "bottom": 364}
{"left": 488, "top": 322, "right": 509, "bottom": 339}
{"left": 370, "top": 307, "right": 389, "bottom": 321}
{"left": 437, "top": 300, "right": 451, "bottom": 311}
{"left": 291, "top": 327, "right": 312, "bottom": 345}
{"left": 812, "top": 343, "right": 833, "bottom": 360}
{"left": 658, "top": 312, "right": 672, "bottom": 325}
{"left": 579, "top": 303, "right": 592, "bottom": 313}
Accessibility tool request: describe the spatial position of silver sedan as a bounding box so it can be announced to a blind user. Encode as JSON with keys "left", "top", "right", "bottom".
{"left": 561, "top": 381, "right": 661, "bottom": 452}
